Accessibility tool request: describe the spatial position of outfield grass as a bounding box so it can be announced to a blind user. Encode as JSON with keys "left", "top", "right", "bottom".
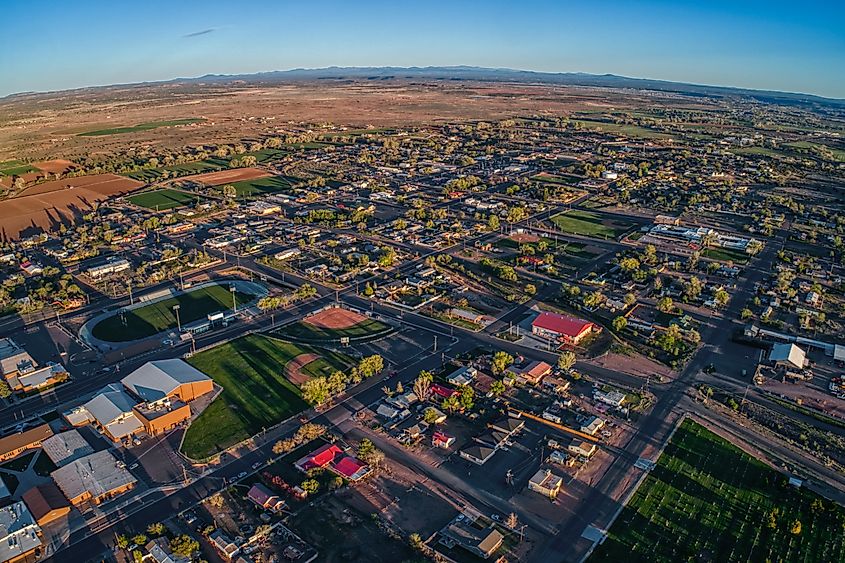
{"left": 128, "top": 188, "right": 201, "bottom": 210}
{"left": 78, "top": 118, "right": 204, "bottom": 137}
{"left": 276, "top": 317, "right": 391, "bottom": 342}
{"left": 591, "top": 419, "right": 845, "bottom": 563}
{"left": 181, "top": 334, "right": 352, "bottom": 459}
{"left": 551, "top": 210, "right": 636, "bottom": 239}
{"left": 227, "top": 175, "right": 300, "bottom": 197}
{"left": 91, "top": 284, "right": 255, "bottom": 342}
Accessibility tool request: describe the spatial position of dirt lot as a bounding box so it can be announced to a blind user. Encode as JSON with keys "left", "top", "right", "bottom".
{"left": 0, "top": 173, "right": 142, "bottom": 240}
{"left": 306, "top": 306, "right": 368, "bottom": 329}
{"left": 33, "top": 159, "right": 75, "bottom": 174}
{"left": 186, "top": 167, "right": 270, "bottom": 186}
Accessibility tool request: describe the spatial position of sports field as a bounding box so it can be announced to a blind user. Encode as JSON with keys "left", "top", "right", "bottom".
{"left": 228, "top": 175, "right": 300, "bottom": 197}
{"left": 551, "top": 209, "right": 637, "bottom": 239}
{"left": 277, "top": 307, "right": 392, "bottom": 341}
{"left": 571, "top": 119, "right": 674, "bottom": 140}
{"left": 127, "top": 188, "right": 201, "bottom": 210}
{"left": 78, "top": 118, "right": 204, "bottom": 136}
{"left": 591, "top": 419, "right": 845, "bottom": 563}
{"left": 181, "top": 334, "right": 352, "bottom": 459}
{"left": 702, "top": 247, "right": 749, "bottom": 264}
{"left": 90, "top": 284, "right": 254, "bottom": 342}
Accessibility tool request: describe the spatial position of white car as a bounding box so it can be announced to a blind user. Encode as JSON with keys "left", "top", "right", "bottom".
{"left": 236, "top": 471, "right": 248, "bottom": 480}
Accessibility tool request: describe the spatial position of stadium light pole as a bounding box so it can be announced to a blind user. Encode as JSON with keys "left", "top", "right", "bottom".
{"left": 230, "top": 285, "right": 237, "bottom": 313}
{"left": 173, "top": 304, "right": 181, "bottom": 332}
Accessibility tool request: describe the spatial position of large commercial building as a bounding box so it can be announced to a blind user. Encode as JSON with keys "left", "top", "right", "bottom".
{"left": 0, "top": 338, "right": 68, "bottom": 394}
{"left": 531, "top": 311, "right": 598, "bottom": 345}
{"left": 22, "top": 484, "right": 71, "bottom": 527}
{"left": 0, "top": 502, "right": 43, "bottom": 563}
{"left": 0, "top": 425, "right": 53, "bottom": 464}
{"left": 50, "top": 450, "right": 137, "bottom": 508}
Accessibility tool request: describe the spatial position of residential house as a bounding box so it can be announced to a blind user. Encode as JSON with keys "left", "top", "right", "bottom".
{"left": 459, "top": 444, "right": 496, "bottom": 466}
{"left": 446, "top": 366, "right": 477, "bottom": 387}
{"left": 568, "top": 439, "right": 597, "bottom": 459}
{"left": 440, "top": 514, "right": 503, "bottom": 560}
{"left": 246, "top": 484, "right": 286, "bottom": 513}
{"left": 527, "top": 469, "right": 563, "bottom": 498}
{"left": 507, "top": 360, "right": 552, "bottom": 386}
{"left": 580, "top": 416, "right": 605, "bottom": 436}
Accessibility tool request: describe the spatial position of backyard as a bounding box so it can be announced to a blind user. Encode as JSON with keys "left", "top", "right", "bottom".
{"left": 181, "top": 334, "right": 352, "bottom": 459}
{"left": 90, "top": 283, "right": 255, "bottom": 342}
{"left": 591, "top": 419, "right": 845, "bottom": 562}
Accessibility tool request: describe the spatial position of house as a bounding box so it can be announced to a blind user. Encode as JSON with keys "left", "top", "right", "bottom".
{"left": 86, "top": 257, "right": 130, "bottom": 279}
{"left": 594, "top": 389, "right": 626, "bottom": 408}
{"left": 247, "top": 484, "right": 286, "bottom": 513}
{"left": 542, "top": 376, "right": 571, "bottom": 395}
{"left": 0, "top": 424, "right": 53, "bottom": 463}
{"left": 424, "top": 407, "right": 447, "bottom": 424}
{"left": 50, "top": 450, "right": 137, "bottom": 508}
{"left": 22, "top": 483, "right": 71, "bottom": 526}
{"left": 440, "top": 514, "right": 503, "bottom": 560}
{"left": 531, "top": 311, "right": 597, "bottom": 345}
{"left": 459, "top": 444, "right": 496, "bottom": 465}
{"left": 432, "top": 431, "right": 455, "bottom": 449}
{"left": 0, "top": 338, "right": 68, "bottom": 394}
{"left": 527, "top": 469, "right": 563, "bottom": 498}
{"left": 580, "top": 416, "right": 605, "bottom": 436}
{"left": 40, "top": 430, "right": 94, "bottom": 467}
{"left": 507, "top": 360, "right": 552, "bottom": 386}
{"left": 208, "top": 530, "right": 240, "bottom": 560}
{"left": 294, "top": 443, "right": 371, "bottom": 482}
{"left": 769, "top": 343, "right": 806, "bottom": 371}
{"left": 430, "top": 383, "right": 457, "bottom": 399}
{"left": 568, "top": 439, "right": 597, "bottom": 458}
{"left": 474, "top": 430, "right": 509, "bottom": 449}
{"left": 446, "top": 366, "right": 477, "bottom": 387}
{"left": 488, "top": 417, "right": 524, "bottom": 436}
{"left": 0, "top": 502, "right": 43, "bottom": 563}
{"left": 448, "top": 308, "right": 487, "bottom": 325}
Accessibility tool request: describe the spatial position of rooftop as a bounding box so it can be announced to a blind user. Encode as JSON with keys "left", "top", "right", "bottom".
{"left": 0, "top": 502, "right": 43, "bottom": 563}
{"left": 50, "top": 450, "right": 137, "bottom": 502}
{"left": 41, "top": 430, "right": 95, "bottom": 467}
{"left": 121, "top": 359, "right": 211, "bottom": 403}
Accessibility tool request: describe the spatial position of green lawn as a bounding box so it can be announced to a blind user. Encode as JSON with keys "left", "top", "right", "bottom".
{"left": 551, "top": 210, "right": 637, "bottom": 239}
{"left": 571, "top": 119, "right": 674, "bottom": 140}
{"left": 91, "top": 284, "right": 255, "bottom": 342}
{"left": 275, "top": 316, "right": 391, "bottom": 342}
{"left": 181, "top": 334, "right": 352, "bottom": 459}
{"left": 703, "top": 247, "right": 749, "bottom": 264}
{"left": 127, "top": 188, "right": 202, "bottom": 210}
{"left": 78, "top": 118, "right": 204, "bottom": 136}
{"left": 124, "top": 159, "right": 228, "bottom": 182}
{"left": 591, "top": 419, "right": 845, "bottom": 563}
{"left": 227, "top": 175, "right": 300, "bottom": 197}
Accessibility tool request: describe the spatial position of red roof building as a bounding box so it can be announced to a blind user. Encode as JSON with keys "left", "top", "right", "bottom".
{"left": 332, "top": 455, "right": 371, "bottom": 481}
{"left": 294, "top": 442, "right": 371, "bottom": 481}
{"left": 295, "top": 443, "right": 343, "bottom": 472}
{"left": 531, "top": 311, "right": 597, "bottom": 345}
{"left": 432, "top": 431, "right": 455, "bottom": 449}
{"left": 431, "top": 383, "right": 457, "bottom": 398}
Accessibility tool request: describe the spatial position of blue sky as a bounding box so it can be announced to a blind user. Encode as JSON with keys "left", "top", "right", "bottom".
{"left": 1, "top": 0, "right": 843, "bottom": 98}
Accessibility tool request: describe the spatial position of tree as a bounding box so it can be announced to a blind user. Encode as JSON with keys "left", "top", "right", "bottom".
{"left": 459, "top": 385, "right": 475, "bottom": 411}
{"left": 790, "top": 519, "right": 802, "bottom": 535}
{"left": 131, "top": 534, "right": 147, "bottom": 546}
{"left": 524, "top": 283, "right": 537, "bottom": 296}
{"left": 490, "top": 380, "right": 506, "bottom": 396}
{"left": 491, "top": 351, "right": 514, "bottom": 375}
{"left": 0, "top": 380, "right": 11, "bottom": 399}
{"left": 358, "top": 354, "right": 384, "bottom": 378}
{"left": 301, "top": 479, "right": 320, "bottom": 495}
{"left": 409, "top": 533, "right": 424, "bottom": 551}
{"left": 222, "top": 184, "right": 237, "bottom": 199}
{"left": 740, "top": 308, "right": 753, "bottom": 320}
{"left": 116, "top": 535, "right": 130, "bottom": 549}
{"left": 301, "top": 376, "right": 330, "bottom": 405}
{"left": 413, "top": 370, "right": 433, "bottom": 402}
{"left": 506, "top": 512, "right": 519, "bottom": 529}
{"left": 169, "top": 535, "right": 199, "bottom": 558}
{"left": 487, "top": 214, "right": 500, "bottom": 231}
{"left": 612, "top": 316, "right": 628, "bottom": 332}
{"left": 358, "top": 438, "right": 385, "bottom": 467}
{"left": 557, "top": 351, "right": 576, "bottom": 371}
{"left": 147, "top": 522, "right": 166, "bottom": 537}
{"left": 684, "top": 277, "right": 703, "bottom": 301}
{"left": 657, "top": 297, "right": 674, "bottom": 313}
{"left": 714, "top": 289, "right": 730, "bottom": 307}
{"left": 441, "top": 395, "right": 461, "bottom": 414}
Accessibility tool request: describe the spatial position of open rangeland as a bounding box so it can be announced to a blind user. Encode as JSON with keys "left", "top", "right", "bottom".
{"left": 591, "top": 419, "right": 845, "bottom": 563}
{"left": 127, "top": 188, "right": 202, "bottom": 210}
{"left": 0, "top": 173, "right": 143, "bottom": 240}
{"left": 183, "top": 167, "right": 270, "bottom": 186}
{"left": 277, "top": 307, "right": 392, "bottom": 342}
{"left": 90, "top": 283, "right": 255, "bottom": 343}
{"left": 181, "top": 334, "right": 352, "bottom": 459}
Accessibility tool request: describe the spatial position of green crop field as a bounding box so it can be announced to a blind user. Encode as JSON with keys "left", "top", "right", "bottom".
{"left": 181, "top": 334, "right": 352, "bottom": 459}
{"left": 91, "top": 284, "right": 255, "bottom": 342}
{"left": 127, "top": 188, "right": 201, "bottom": 210}
{"left": 228, "top": 175, "right": 300, "bottom": 197}
{"left": 551, "top": 210, "right": 637, "bottom": 239}
{"left": 78, "top": 118, "right": 204, "bottom": 137}
{"left": 276, "top": 317, "right": 392, "bottom": 342}
{"left": 571, "top": 119, "right": 674, "bottom": 140}
{"left": 0, "top": 160, "right": 38, "bottom": 176}
{"left": 591, "top": 419, "right": 845, "bottom": 563}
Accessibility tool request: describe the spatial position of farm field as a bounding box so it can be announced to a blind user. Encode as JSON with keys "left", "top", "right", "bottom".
{"left": 227, "top": 174, "right": 301, "bottom": 197}
{"left": 90, "top": 284, "right": 255, "bottom": 342}
{"left": 127, "top": 188, "right": 202, "bottom": 210}
{"left": 124, "top": 158, "right": 229, "bottom": 182}
{"left": 0, "top": 160, "right": 38, "bottom": 176}
{"left": 182, "top": 334, "right": 352, "bottom": 459}
{"left": 591, "top": 419, "right": 845, "bottom": 563}
{"left": 551, "top": 209, "right": 638, "bottom": 239}
{"left": 78, "top": 118, "right": 204, "bottom": 136}
{"left": 572, "top": 119, "right": 674, "bottom": 139}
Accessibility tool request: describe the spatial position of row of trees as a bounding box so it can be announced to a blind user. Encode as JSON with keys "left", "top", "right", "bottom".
{"left": 301, "top": 354, "right": 385, "bottom": 406}
{"left": 257, "top": 284, "right": 318, "bottom": 311}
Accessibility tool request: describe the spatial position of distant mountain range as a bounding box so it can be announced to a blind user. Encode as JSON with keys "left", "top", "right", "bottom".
{"left": 180, "top": 66, "right": 845, "bottom": 108}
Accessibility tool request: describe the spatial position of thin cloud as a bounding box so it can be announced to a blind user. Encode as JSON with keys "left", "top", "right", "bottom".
{"left": 183, "top": 28, "right": 215, "bottom": 38}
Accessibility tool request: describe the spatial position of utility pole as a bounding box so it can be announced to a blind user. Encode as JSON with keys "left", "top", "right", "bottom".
{"left": 173, "top": 304, "right": 181, "bottom": 332}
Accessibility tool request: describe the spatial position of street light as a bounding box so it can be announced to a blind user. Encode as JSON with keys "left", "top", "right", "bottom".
{"left": 230, "top": 285, "right": 237, "bottom": 312}
{"left": 173, "top": 304, "right": 181, "bottom": 332}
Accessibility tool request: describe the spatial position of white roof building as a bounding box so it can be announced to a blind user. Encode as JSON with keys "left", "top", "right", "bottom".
{"left": 0, "top": 502, "right": 43, "bottom": 563}
{"left": 121, "top": 359, "right": 211, "bottom": 403}
{"left": 83, "top": 383, "right": 143, "bottom": 440}
{"left": 769, "top": 343, "right": 806, "bottom": 370}
{"left": 50, "top": 450, "right": 137, "bottom": 505}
